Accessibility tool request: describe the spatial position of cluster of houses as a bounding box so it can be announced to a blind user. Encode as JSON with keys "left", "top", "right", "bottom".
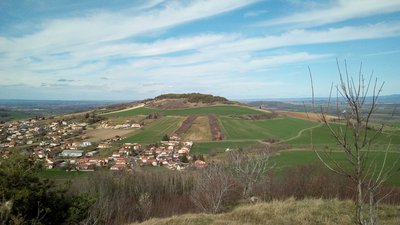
{"left": 54, "top": 136, "right": 207, "bottom": 171}
{"left": 137, "top": 137, "right": 201, "bottom": 170}
{"left": 1, "top": 118, "right": 207, "bottom": 172}
{"left": 98, "top": 120, "right": 142, "bottom": 129}
{"left": 0, "top": 118, "right": 87, "bottom": 150}
{"left": 53, "top": 142, "right": 139, "bottom": 171}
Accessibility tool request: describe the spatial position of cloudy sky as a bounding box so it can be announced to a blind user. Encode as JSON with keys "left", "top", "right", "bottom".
{"left": 1, "top": 0, "right": 399, "bottom": 100}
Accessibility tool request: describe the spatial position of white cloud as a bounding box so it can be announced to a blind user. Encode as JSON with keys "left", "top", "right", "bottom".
{"left": 1, "top": 0, "right": 399, "bottom": 100}
{"left": 259, "top": 0, "right": 400, "bottom": 27}
{"left": 0, "top": 0, "right": 256, "bottom": 55}
{"left": 202, "top": 22, "right": 400, "bottom": 55}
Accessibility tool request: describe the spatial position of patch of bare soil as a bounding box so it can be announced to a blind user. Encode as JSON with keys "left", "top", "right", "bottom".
{"left": 174, "top": 115, "right": 197, "bottom": 135}
{"left": 208, "top": 114, "right": 224, "bottom": 140}
{"left": 147, "top": 99, "right": 189, "bottom": 109}
{"left": 85, "top": 128, "right": 134, "bottom": 142}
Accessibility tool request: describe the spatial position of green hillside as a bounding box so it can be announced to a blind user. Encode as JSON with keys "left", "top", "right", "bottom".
{"left": 106, "top": 105, "right": 266, "bottom": 117}
{"left": 105, "top": 104, "right": 400, "bottom": 152}
{"left": 103, "top": 103, "right": 400, "bottom": 187}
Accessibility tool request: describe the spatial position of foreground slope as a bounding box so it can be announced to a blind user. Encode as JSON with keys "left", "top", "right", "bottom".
{"left": 131, "top": 198, "right": 400, "bottom": 225}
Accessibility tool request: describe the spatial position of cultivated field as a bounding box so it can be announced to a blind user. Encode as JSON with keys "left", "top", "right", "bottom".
{"left": 85, "top": 128, "right": 135, "bottom": 142}
{"left": 271, "top": 150, "right": 400, "bottom": 186}
{"left": 99, "top": 103, "right": 400, "bottom": 186}
{"left": 219, "top": 116, "right": 317, "bottom": 141}
{"left": 182, "top": 116, "right": 212, "bottom": 141}
{"left": 121, "top": 116, "right": 185, "bottom": 144}
{"left": 106, "top": 115, "right": 147, "bottom": 125}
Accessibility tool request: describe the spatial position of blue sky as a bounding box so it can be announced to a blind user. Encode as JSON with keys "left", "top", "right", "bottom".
{"left": 1, "top": 0, "right": 400, "bottom": 100}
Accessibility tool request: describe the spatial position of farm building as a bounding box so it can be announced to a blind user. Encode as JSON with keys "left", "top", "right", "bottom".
{"left": 60, "top": 150, "right": 84, "bottom": 157}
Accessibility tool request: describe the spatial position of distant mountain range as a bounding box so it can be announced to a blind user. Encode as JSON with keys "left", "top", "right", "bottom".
{"left": 237, "top": 94, "right": 400, "bottom": 104}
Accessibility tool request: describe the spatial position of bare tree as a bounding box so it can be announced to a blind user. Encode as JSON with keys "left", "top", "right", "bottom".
{"left": 228, "top": 146, "right": 274, "bottom": 198}
{"left": 309, "top": 59, "right": 399, "bottom": 225}
{"left": 137, "top": 192, "right": 152, "bottom": 221}
{"left": 190, "top": 163, "right": 236, "bottom": 213}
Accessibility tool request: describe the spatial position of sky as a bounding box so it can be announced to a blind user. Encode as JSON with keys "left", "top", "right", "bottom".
{"left": 0, "top": 0, "right": 400, "bottom": 101}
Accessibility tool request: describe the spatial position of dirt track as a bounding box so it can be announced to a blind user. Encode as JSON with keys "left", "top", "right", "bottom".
{"left": 102, "top": 103, "right": 145, "bottom": 115}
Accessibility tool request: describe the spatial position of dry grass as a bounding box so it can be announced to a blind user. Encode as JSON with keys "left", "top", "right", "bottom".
{"left": 131, "top": 198, "right": 400, "bottom": 225}
{"left": 85, "top": 128, "right": 135, "bottom": 142}
{"left": 107, "top": 115, "right": 147, "bottom": 125}
{"left": 276, "top": 110, "right": 337, "bottom": 122}
{"left": 183, "top": 116, "right": 212, "bottom": 141}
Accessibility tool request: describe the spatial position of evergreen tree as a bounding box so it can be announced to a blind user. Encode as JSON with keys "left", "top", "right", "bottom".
{"left": 162, "top": 134, "right": 170, "bottom": 141}
{"left": 0, "top": 154, "right": 91, "bottom": 224}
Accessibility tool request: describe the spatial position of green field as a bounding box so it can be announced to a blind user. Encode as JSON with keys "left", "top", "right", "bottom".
{"left": 103, "top": 104, "right": 400, "bottom": 164}
{"left": 0, "top": 110, "right": 31, "bottom": 121}
{"left": 122, "top": 116, "right": 184, "bottom": 143}
{"left": 220, "top": 116, "right": 317, "bottom": 141}
{"left": 271, "top": 150, "right": 400, "bottom": 186}
{"left": 286, "top": 123, "right": 400, "bottom": 149}
{"left": 106, "top": 105, "right": 266, "bottom": 117}
{"left": 38, "top": 169, "right": 90, "bottom": 181}
{"left": 191, "top": 140, "right": 257, "bottom": 154}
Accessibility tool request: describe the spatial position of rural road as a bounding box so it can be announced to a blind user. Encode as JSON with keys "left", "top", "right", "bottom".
{"left": 102, "top": 103, "right": 145, "bottom": 115}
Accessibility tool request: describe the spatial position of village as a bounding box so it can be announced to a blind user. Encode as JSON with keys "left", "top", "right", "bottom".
{"left": 0, "top": 117, "right": 207, "bottom": 172}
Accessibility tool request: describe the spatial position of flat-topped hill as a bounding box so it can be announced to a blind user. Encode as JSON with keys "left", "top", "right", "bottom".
{"left": 144, "top": 93, "right": 231, "bottom": 109}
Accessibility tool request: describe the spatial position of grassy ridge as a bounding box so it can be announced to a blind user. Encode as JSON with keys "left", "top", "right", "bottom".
{"left": 106, "top": 105, "right": 265, "bottom": 117}
{"left": 122, "top": 117, "right": 185, "bottom": 143}
{"left": 131, "top": 198, "right": 400, "bottom": 225}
